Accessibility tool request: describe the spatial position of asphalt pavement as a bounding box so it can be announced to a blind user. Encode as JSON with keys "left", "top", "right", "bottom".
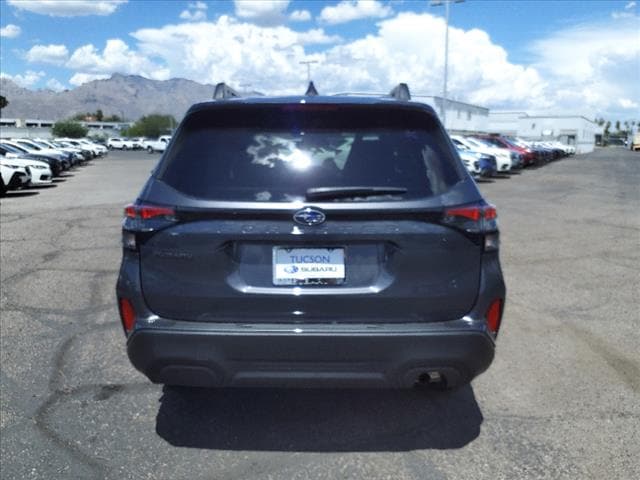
{"left": 1, "top": 148, "right": 639, "bottom": 479}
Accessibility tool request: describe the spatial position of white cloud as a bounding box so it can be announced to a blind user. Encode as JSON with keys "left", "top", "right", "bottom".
{"left": 318, "top": 0, "right": 393, "bottom": 25}
{"left": 625, "top": 1, "right": 636, "bottom": 9}
{"left": 0, "top": 24, "right": 21, "bottom": 38}
{"left": 297, "top": 29, "right": 342, "bottom": 45}
{"left": 612, "top": 11, "right": 635, "bottom": 19}
{"left": 0, "top": 70, "right": 45, "bottom": 87}
{"left": 9, "top": 9, "right": 625, "bottom": 119}
{"left": 180, "top": 9, "right": 206, "bottom": 21}
{"left": 7, "top": 0, "right": 127, "bottom": 17}
{"left": 289, "top": 9, "right": 311, "bottom": 22}
{"left": 618, "top": 98, "right": 639, "bottom": 109}
{"left": 131, "top": 16, "right": 345, "bottom": 90}
{"left": 66, "top": 39, "right": 170, "bottom": 80}
{"left": 68, "top": 73, "right": 110, "bottom": 86}
{"left": 128, "top": 12, "right": 543, "bottom": 101}
{"left": 234, "top": 0, "right": 290, "bottom": 26}
{"left": 25, "top": 44, "right": 69, "bottom": 65}
{"left": 180, "top": 1, "right": 207, "bottom": 22}
{"left": 529, "top": 17, "right": 640, "bottom": 117}
{"left": 45, "top": 78, "right": 66, "bottom": 91}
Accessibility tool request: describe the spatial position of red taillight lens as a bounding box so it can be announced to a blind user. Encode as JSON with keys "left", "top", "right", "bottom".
{"left": 118, "top": 298, "right": 136, "bottom": 333}
{"left": 125, "top": 204, "right": 137, "bottom": 218}
{"left": 445, "top": 206, "right": 481, "bottom": 221}
{"left": 445, "top": 204, "right": 496, "bottom": 222}
{"left": 124, "top": 203, "right": 176, "bottom": 220}
{"left": 484, "top": 205, "right": 497, "bottom": 220}
{"left": 486, "top": 299, "right": 503, "bottom": 335}
{"left": 443, "top": 204, "right": 498, "bottom": 242}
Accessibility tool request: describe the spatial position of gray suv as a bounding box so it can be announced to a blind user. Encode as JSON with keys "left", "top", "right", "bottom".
{"left": 116, "top": 84, "right": 506, "bottom": 390}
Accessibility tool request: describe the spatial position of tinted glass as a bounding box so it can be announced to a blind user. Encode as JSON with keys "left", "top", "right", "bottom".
{"left": 158, "top": 105, "right": 463, "bottom": 202}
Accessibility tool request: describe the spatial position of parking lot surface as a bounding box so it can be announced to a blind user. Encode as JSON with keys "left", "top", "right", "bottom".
{"left": 1, "top": 148, "right": 639, "bottom": 479}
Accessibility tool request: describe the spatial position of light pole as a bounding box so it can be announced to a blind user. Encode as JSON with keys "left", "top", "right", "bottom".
{"left": 299, "top": 60, "right": 318, "bottom": 83}
{"left": 430, "top": 0, "right": 464, "bottom": 128}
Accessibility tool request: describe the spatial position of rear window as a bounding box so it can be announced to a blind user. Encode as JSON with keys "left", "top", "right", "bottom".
{"left": 157, "top": 104, "right": 464, "bottom": 202}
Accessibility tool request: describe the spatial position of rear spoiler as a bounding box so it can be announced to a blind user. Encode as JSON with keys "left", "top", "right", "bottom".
{"left": 213, "top": 82, "right": 411, "bottom": 101}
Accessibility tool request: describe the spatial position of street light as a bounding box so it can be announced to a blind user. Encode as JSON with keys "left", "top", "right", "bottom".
{"left": 430, "top": 0, "right": 464, "bottom": 128}
{"left": 299, "top": 60, "right": 319, "bottom": 83}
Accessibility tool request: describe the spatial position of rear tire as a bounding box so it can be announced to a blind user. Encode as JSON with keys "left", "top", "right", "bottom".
{"left": 147, "top": 146, "right": 154, "bottom": 154}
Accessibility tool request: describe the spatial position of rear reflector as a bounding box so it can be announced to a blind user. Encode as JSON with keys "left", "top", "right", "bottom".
{"left": 118, "top": 298, "right": 136, "bottom": 333}
{"left": 486, "top": 299, "right": 503, "bottom": 335}
{"left": 124, "top": 203, "right": 176, "bottom": 220}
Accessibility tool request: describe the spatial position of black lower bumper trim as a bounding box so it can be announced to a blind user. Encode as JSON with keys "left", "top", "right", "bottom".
{"left": 127, "top": 325, "right": 495, "bottom": 389}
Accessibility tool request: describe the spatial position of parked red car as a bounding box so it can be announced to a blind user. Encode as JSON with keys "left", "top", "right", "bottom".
{"left": 474, "top": 135, "right": 537, "bottom": 166}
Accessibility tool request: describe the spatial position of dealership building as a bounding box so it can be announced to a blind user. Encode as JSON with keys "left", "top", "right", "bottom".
{"left": 488, "top": 112, "right": 602, "bottom": 154}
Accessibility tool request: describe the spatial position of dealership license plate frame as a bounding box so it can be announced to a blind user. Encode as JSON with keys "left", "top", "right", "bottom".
{"left": 273, "top": 247, "right": 346, "bottom": 286}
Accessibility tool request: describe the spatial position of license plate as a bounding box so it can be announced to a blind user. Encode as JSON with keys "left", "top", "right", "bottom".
{"left": 273, "top": 247, "right": 345, "bottom": 286}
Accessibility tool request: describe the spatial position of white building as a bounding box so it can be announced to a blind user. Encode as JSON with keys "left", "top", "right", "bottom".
{"left": 0, "top": 118, "right": 133, "bottom": 140}
{"left": 414, "top": 95, "right": 489, "bottom": 133}
{"left": 489, "top": 111, "right": 603, "bottom": 154}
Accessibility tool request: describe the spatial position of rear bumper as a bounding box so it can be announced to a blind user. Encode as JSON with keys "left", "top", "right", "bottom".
{"left": 127, "top": 321, "right": 495, "bottom": 389}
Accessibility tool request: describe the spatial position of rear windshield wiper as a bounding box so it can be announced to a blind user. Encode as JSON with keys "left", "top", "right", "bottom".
{"left": 306, "top": 186, "right": 408, "bottom": 200}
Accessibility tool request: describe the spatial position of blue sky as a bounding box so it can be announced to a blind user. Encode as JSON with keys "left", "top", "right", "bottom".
{"left": 1, "top": 0, "right": 638, "bottom": 119}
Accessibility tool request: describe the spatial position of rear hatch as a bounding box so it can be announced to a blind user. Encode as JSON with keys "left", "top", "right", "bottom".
{"left": 135, "top": 102, "right": 484, "bottom": 323}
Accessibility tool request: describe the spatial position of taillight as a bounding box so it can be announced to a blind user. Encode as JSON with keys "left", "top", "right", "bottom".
{"left": 122, "top": 203, "right": 177, "bottom": 250}
{"left": 486, "top": 299, "right": 503, "bottom": 335}
{"left": 118, "top": 297, "right": 136, "bottom": 333}
{"left": 124, "top": 203, "right": 176, "bottom": 220}
{"left": 442, "top": 203, "right": 499, "bottom": 251}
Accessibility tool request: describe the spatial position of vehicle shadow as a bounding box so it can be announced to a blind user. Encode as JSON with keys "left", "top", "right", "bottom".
{"left": 2, "top": 191, "right": 40, "bottom": 198}
{"left": 25, "top": 184, "right": 57, "bottom": 190}
{"left": 156, "top": 385, "right": 483, "bottom": 451}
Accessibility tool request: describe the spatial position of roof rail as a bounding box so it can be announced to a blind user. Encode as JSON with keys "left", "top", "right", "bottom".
{"left": 213, "top": 83, "right": 241, "bottom": 100}
{"left": 305, "top": 81, "right": 319, "bottom": 96}
{"left": 389, "top": 83, "right": 411, "bottom": 101}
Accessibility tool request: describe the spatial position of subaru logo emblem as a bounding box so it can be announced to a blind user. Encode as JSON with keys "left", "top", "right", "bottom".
{"left": 293, "top": 207, "right": 326, "bottom": 226}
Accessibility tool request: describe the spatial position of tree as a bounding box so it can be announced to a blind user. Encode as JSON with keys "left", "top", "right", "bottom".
{"left": 123, "top": 114, "right": 176, "bottom": 138}
{"left": 96, "top": 109, "right": 104, "bottom": 121}
{"left": 615, "top": 120, "right": 621, "bottom": 132}
{"left": 0, "top": 95, "right": 7, "bottom": 110}
{"left": 103, "top": 114, "right": 122, "bottom": 122}
{"left": 51, "top": 120, "right": 88, "bottom": 138}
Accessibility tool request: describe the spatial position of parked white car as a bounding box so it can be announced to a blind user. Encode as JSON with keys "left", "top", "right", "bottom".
{"left": 33, "top": 139, "right": 86, "bottom": 161}
{"left": 130, "top": 137, "right": 148, "bottom": 150}
{"left": 457, "top": 148, "right": 481, "bottom": 177}
{"left": 0, "top": 163, "right": 30, "bottom": 195}
{"left": 0, "top": 156, "right": 53, "bottom": 185}
{"left": 107, "top": 138, "right": 135, "bottom": 150}
{"left": 451, "top": 135, "right": 512, "bottom": 172}
{"left": 11, "top": 138, "right": 76, "bottom": 161}
{"left": 62, "top": 138, "right": 108, "bottom": 156}
{"left": 143, "top": 135, "right": 171, "bottom": 153}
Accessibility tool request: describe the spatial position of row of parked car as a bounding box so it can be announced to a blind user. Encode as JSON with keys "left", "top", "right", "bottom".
{"left": 0, "top": 137, "right": 107, "bottom": 196}
{"left": 107, "top": 136, "right": 172, "bottom": 153}
{"left": 453, "top": 134, "right": 575, "bottom": 178}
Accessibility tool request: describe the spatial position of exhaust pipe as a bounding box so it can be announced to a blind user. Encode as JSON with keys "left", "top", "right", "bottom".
{"left": 416, "top": 371, "right": 442, "bottom": 385}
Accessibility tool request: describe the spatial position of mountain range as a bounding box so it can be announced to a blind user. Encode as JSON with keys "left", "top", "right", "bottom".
{"left": 0, "top": 74, "right": 219, "bottom": 122}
